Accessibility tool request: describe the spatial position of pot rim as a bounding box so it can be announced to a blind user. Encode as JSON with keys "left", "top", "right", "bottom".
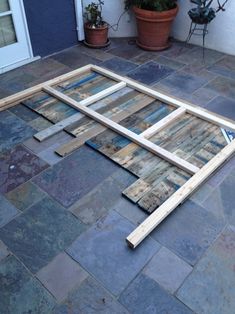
{"left": 84, "top": 22, "right": 108, "bottom": 30}
{"left": 133, "top": 4, "right": 178, "bottom": 16}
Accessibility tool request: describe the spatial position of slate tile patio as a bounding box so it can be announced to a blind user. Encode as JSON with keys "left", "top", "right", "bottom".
{"left": 151, "top": 200, "right": 224, "bottom": 265}
{"left": 119, "top": 273, "right": 193, "bottom": 314}
{"left": 33, "top": 146, "right": 118, "bottom": 207}
{"left": 5, "top": 181, "right": 46, "bottom": 211}
{"left": 143, "top": 246, "right": 192, "bottom": 294}
{"left": 0, "top": 194, "right": 19, "bottom": 227}
{"left": 0, "top": 145, "right": 49, "bottom": 194}
{"left": 0, "top": 110, "right": 36, "bottom": 153}
{"left": 177, "top": 226, "right": 235, "bottom": 314}
{"left": 128, "top": 61, "right": 175, "bottom": 85}
{"left": 36, "top": 252, "right": 88, "bottom": 302}
{"left": 205, "top": 95, "right": 235, "bottom": 120}
{"left": 0, "top": 197, "right": 85, "bottom": 273}
{"left": 53, "top": 276, "right": 129, "bottom": 314}
{"left": 101, "top": 56, "right": 138, "bottom": 74}
{"left": 0, "top": 38, "right": 235, "bottom": 313}
{"left": 67, "top": 211, "right": 160, "bottom": 296}
{"left": 0, "top": 255, "right": 56, "bottom": 314}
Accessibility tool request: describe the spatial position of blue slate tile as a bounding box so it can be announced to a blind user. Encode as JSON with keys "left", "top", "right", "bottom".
{"left": 53, "top": 277, "right": 129, "bottom": 314}
{"left": 143, "top": 247, "right": 192, "bottom": 293}
{"left": 160, "top": 71, "right": 208, "bottom": 94}
{"left": 9, "top": 104, "right": 39, "bottom": 122}
{"left": 205, "top": 95, "right": 235, "bottom": 120}
{"left": 177, "top": 226, "right": 235, "bottom": 314}
{"left": 0, "top": 111, "right": 35, "bottom": 153}
{"left": 0, "top": 145, "right": 49, "bottom": 194}
{"left": 33, "top": 146, "right": 118, "bottom": 208}
{"left": 202, "top": 172, "right": 235, "bottom": 226}
{"left": 5, "top": 181, "right": 46, "bottom": 211}
{"left": 0, "top": 197, "right": 86, "bottom": 273}
{"left": 0, "top": 194, "right": 19, "bottom": 227}
{"left": 151, "top": 200, "right": 224, "bottom": 265}
{"left": 101, "top": 56, "right": 138, "bottom": 74}
{"left": 66, "top": 211, "right": 160, "bottom": 296}
{"left": 128, "top": 61, "right": 174, "bottom": 85}
{"left": 119, "top": 273, "right": 193, "bottom": 314}
{"left": 0, "top": 255, "right": 56, "bottom": 314}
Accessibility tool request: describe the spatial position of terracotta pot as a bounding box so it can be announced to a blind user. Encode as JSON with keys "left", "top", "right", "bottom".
{"left": 133, "top": 5, "right": 179, "bottom": 51}
{"left": 84, "top": 22, "right": 108, "bottom": 47}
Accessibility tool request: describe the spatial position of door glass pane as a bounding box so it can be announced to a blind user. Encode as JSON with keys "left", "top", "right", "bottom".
{"left": 0, "top": 15, "right": 17, "bottom": 48}
{"left": 0, "top": 0, "right": 10, "bottom": 13}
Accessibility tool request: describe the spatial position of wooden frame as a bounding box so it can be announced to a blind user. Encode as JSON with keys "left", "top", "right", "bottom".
{"left": 1, "top": 64, "right": 235, "bottom": 248}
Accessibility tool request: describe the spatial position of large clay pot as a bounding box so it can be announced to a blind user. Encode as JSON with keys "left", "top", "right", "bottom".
{"left": 84, "top": 22, "right": 108, "bottom": 47}
{"left": 133, "top": 5, "right": 179, "bottom": 51}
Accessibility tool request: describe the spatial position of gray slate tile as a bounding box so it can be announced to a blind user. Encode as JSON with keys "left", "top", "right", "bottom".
{"left": 101, "top": 56, "right": 138, "bottom": 74}
{"left": 128, "top": 61, "right": 174, "bottom": 85}
{"left": 67, "top": 211, "right": 160, "bottom": 296}
{"left": 0, "top": 194, "right": 19, "bottom": 227}
{"left": 177, "top": 226, "right": 235, "bottom": 314}
{"left": 151, "top": 200, "right": 224, "bottom": 265}
{"left": 5, "top": 181, "right": 46, "bottom": 211}
{"left": 69, "top": 176, "right": 125, "bottom": 225}
{"left": 202, "top": 172, "right": 235, "bottom": 226}
{"left": 0, "top": 255, "right": 56, "bottom": 314}
{"left": 37, "top": 252, "right": 88, "bottom": 302}
{"left": 205, "top": 76, "right": 235, "bottom": 99}
{"left": 53, "top": 276, "right": 129, "bottom": 314}
{"left": 205, "top": 95, "right": 235, "bottom": 120}
{"left": 52, "top": 48, "right": 100, "bottom": 69}
{"left": 33, "top": 146, "right": 118, "bottom": 207}
{"left": 207, "top": 156, "right": 235, "bottom": 187}
{"left": 0, "top": 240, "right": 9, "bottom": 261}
{"left": 143, "top": 247, "right": 192, "bottom": 293}
{"left": 119, "top": 273, "right": 193, "bottom": 314}
{"left": 113, "top": 197, "right": 148, "bottom": 226}
{"left": 0, "top": 197, "right": 86, "bottom": 273}
{"left": 0, "top": 111, "right": 35, "bottom": 153}
{"left": 207, "top": 55, "right": 235, "bottom": 80}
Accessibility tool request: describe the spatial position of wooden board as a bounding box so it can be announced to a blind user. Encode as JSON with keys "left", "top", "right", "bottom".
{"left": 1, "top": 64, "right": 235, "bottom": 250}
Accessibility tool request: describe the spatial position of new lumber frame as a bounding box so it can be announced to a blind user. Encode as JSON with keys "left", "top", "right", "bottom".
{"left": 1, "top": 64, "right": 235, "bottom": 248}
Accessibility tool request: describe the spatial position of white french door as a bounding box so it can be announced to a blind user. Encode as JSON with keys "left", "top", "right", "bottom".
{"left": 0, "top": 0, "right": 32, "bottom": 72}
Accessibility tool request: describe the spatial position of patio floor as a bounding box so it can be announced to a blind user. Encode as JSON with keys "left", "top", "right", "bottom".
{"left": 0, "top": 38, "right": 235, "bottom": 314}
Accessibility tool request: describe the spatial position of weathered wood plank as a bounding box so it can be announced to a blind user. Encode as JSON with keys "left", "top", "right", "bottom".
{"left": 92, "top": 65, "right": 235, "bottom": 131}
{"left": 0, "top": 65, "right": 92, "bottom": 111}
{"left": 126, "top": 139, "right": 235, "bottom": 249}
{"left": 34, "top": 82, "right": 126, "bottom": 141}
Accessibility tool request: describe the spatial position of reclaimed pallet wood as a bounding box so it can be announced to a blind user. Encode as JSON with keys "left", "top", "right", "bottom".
{"left": 1, "top": 64, "right": 235, "bottom": 249}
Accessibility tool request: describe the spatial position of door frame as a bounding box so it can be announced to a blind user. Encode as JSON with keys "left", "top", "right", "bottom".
{"left": 0, "top": 0, "right": 39, "bottom": 74}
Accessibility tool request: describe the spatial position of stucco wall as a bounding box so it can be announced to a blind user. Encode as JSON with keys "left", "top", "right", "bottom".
{"left": 82, "top": 0, "right": 137, "bottom": 37}
{"left": 85, "top": 0, "right": 235, "bottom": 55}
{"left": 173, "top": 0, "right": 235, "bottom": 55}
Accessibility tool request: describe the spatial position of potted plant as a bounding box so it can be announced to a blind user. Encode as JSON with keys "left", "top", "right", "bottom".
{"left": 84, "top": 0, "right": 109, "bottom": 48}
{"left": 125, "top": 0, "right": 178, "bottom": 51}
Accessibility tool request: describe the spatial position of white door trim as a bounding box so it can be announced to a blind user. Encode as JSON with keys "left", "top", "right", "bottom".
{"left": 0, "top": 0, "right": 39, "bottom": 73}
{"left": 74, "top": 0, "right": 85, "bottom": 41}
